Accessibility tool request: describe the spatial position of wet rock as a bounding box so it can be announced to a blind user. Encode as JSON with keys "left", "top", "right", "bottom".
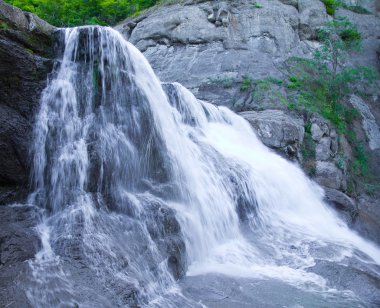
{"left": 0, "top": 0, "right": 56, "bottom": 200}
{"left": 324, "top": 187, "right": 357, "bottom": 216}
{"left": 146, "top": 201, "right": 187, "bottom": 280}
{"left": 354, "top": 195, "right": 380, "bottom": 245}
{"left": 0, "top": 205, "right": 41, "bottom": 265}
{"left": 0, "top": 205, "right": 41, "bottom": 307}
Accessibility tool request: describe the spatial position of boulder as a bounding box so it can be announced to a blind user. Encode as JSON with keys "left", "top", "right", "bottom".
{"left": 311, "top": 123, "right": 324, "bottom": 142}
{"left": 316, "top": 161, "right": 346, "bottom": 190}
{"left": 315, "top": 137, "right": 332, "bottom": 161}
{"left": 324, "top": 187, "right": 357, "bottom": 216}
{"left": 240, "top": 110, "right": 304, "bottom": 158}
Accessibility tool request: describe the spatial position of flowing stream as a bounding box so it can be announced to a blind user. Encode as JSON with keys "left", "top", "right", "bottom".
{"left": 25, "top": 26, "right": 380, "bottom": 307}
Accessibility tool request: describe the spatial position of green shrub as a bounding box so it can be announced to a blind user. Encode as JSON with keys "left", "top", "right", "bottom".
{"left": 323, "top": 0, "right": 339, "bottom": 15}
{"left": 341, "top": 4, "right": 371, "bottom": 14}
{"left": 4, "top": 0, "right": 161, "bottom": 26}
{"left": 0, "top": 21, "right": 9, "bottom": 30}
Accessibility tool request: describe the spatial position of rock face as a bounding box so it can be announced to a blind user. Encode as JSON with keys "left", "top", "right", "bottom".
{"left": 0, "top": 205, "right": 42, "bottom": 307}
{"left": 298, "top": 0, "right": 330, "bottom": 40}
{"left": 116, "top": 0, "right": 316, "bottom": 106}
{"left": 116, "top": 0, "right": 380, "bottom": 245}
{"left": 116, "top": 0, "right": 379, "bottom": 106}
{"left": 0, "top": 0, "right": 56, "bottom": 204}
{"left": 349, "top": 94, "right": 380, "bottom": 150}
{"left": 0, "top": 2, "right": 55, "bottom": 306}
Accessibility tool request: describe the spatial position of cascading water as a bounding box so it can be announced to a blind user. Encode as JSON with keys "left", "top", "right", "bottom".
{"left": 25, "top": 26, "right": 380, "bottom": 307}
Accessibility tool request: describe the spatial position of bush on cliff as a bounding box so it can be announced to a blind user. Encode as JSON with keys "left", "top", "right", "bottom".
{"left": 4, "top": 0, "right": 160, "bottom": 26}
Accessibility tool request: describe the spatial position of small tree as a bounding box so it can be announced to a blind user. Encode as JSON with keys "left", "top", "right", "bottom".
{"left": 314, "top": 17, "right": 361, "bottom": 77}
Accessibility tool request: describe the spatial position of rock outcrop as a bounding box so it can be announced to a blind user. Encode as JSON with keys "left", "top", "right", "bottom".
{"left": 0, "top": 2, "right": 56, "bottom": 306}
{"left": 0, "top": 0, "right": 56, "bottom": 204}
{"left": 117, "top": 0, "right": 379, "bottom": 107}
{"left": 116, "top": 0, "right": 315, "bottom": 106}
{"left": 117, "top": 0, "right": 380, "bottom": 244}
{"left": 240, "top": 110, "right": 305, "bottom": 160}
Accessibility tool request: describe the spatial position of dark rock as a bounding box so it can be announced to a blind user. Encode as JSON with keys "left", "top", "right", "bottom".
{"left": 0, "top": 0, "right": 56, "bottom": 201}
{"left": 324, "top": 187, "right": 358, "bottom": 223}
{"left": 354, "top": 195, "right": 380, "bottom": 245}
{"left": 0, "top": 205, "right": 41, "bottom": 307}
{"left": 0, "top": 2, "right": 55, "bottom": 306}
{"left": 0, "top": 205, "right": 41, "bottom": 265}
{"left": 146, "top": 200, "right": 187, "bottom": 280}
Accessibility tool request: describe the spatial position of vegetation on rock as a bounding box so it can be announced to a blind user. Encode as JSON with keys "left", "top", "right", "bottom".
{"left": 234, "top": 17, "right": 378, "bottom": 194}
{"left": 4, "top": 0, "right": 160, "bottom": 26}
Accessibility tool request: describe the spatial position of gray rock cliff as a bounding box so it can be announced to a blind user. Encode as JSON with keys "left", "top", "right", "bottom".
{"left": 117, "top": 0, "right": 380, "bottom": 244}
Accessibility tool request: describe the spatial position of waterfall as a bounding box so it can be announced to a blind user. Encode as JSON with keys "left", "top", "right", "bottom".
{"left": 26, "top": 26, "right": 380, "bottom": 307}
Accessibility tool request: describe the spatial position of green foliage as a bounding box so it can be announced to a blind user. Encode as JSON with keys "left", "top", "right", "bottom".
{"left": 0, "top": 21, "right": 9, "bottom": 30}
{"left": 363, "top": 183, "right": 380, "bottom": 195}
{"left": 323, "top": 0, "right": 340, "bottom": 15}
{"left": 286, "top": 58, "right": 376, "bottom": 133}
{"left": 301, "top": 132, "right": 316, "bottom": 177}
{"left": 4, "top": 0, "right": 160, "bottom": 26}
{"left": 334, "top": 152, "right": 345, "bottom": 170}
{"left": 339, "top": 2, "right": 371, "bottom": 14}
{"left": 346, "top": 130, "right": 369, "bottom": 178}
{"left": 316, "top": 17, "right": 361, "bottom": 76}
{"left": 209, "top": 77, "right": 236, "bottom": 89}
{"left": 254, "top": 3, "right": 263, "bottom": 9}
{"left": 282, "top": 18, "right": 378, "bottom": 189}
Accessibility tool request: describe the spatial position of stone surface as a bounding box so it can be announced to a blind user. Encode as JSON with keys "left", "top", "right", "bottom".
{"left": 311, "top": 123, "right": 324, "bottom": 142}
{"left": 336, "top": 7, "right": 380, "bottom": 72}
{"left": 0, "top": 205, "right": 42, "bottom": 307}
{"left": 354, "top": 194, "right": 380, "bottom": 245}
{"left": 279, "top": 0, "right": 298, "bottom": 8}
{"left": 0, "top": 0, "right": 55, "bottom": 199}
{"left": 315, "top": 137, "right": 332, "bottom": 161}
{"left": 0, "top": 2, "right": 56, "bottom": 306}
{"left": 316, "top": 161, "right": 345, "bottom": 190}
{"left": 298, "top": 0, "right": 330, "bottom": 40}
{"left": 116, "top": 0, "right": 380, "bottom": 123}
{"left": 116, "top": 0, "right": 315, "bottom": 107}
{"left": 349, "top": 94, "right": 380, "bottom": 150}
{"left": 324, "top": 187, "right": 357, "bottom": 216}
{"left": 240, "top": 109, "right": 304, "bottom": 157}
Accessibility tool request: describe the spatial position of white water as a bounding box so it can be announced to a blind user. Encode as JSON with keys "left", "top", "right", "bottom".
{"left": 26, "top": 26, "right": 380, "bottom": 307}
